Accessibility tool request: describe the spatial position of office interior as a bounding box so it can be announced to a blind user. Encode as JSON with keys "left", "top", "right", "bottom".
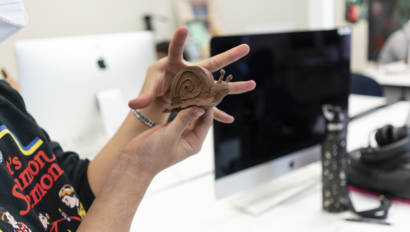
{"left": 1, "top": 0, "right": 410, "bottom": 231}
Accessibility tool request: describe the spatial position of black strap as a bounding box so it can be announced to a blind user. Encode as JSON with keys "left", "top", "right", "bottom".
{"left": 348, "top": 194, "right": 392, "bottom": 220}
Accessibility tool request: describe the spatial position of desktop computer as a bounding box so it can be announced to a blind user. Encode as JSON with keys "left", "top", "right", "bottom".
{"left": 210, "top": 28, "right": 352, "bottom": 213}
{"left": 15, "top": 31, "right": 156, "bottom": 157}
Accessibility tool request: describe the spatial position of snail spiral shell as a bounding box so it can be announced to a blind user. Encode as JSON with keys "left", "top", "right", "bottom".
{"left": 171, "top": 66, "right": 212, "bottom": 102}
{"left": 164, "top": 65, "right": 232, "bottom": 112}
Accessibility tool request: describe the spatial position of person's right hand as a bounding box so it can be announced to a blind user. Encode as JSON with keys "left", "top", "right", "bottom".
{"left": 120, "top": 106, "right": 213, "bottom": 177}
{"left": 1, "top": 68, "right": 19, "bottom": 91}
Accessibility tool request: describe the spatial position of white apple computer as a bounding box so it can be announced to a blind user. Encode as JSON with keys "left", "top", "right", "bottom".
{"left": 15, "top": 31, "right": 156, "bottom": 157}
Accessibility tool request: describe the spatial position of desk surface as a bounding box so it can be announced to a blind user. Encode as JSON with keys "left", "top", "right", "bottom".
{"left": 146, "top": 94, "right": 387, "bottom": 195}
{"left": 133, "top": 169, "right": 410, "bottom": 232}
{"left": 131, "top": 99, "right": 409, "bottom": 231}
{"left": 363, "top": 63, "right": 410, "bottom": 87}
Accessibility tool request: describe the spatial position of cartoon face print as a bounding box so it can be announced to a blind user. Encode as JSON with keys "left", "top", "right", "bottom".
{"left": 38, "top": 212, "right": 50, "bottom": 229}
{"left": 61, "top": 195, "right": 79, "bottom": 208}
{"left": 0, "top": 207, "right": 17, "bottom": 229}
{"left": 0, "top": 207, "right": 31, "bottom": 232}
{"left": 58, "top": 185, "right": 79, "bottom": 208}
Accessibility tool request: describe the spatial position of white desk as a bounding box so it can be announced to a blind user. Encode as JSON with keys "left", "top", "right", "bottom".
{"left": 363, "top": 62, "right": 410, "bottom": 87}
{"left": 363, "top": 63, "right": 410, "bottom": 102}
{"left": 131, "top": 98, "right": 409, "bottom": 231}
{"left": 145, "top": 94, "right": 387, "bottom": 195}
{"left": 348, "top": 94, "right": 386, "bottom": 118}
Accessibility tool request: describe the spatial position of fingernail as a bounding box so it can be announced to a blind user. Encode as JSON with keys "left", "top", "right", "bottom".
{"left": 194, "top": 108, "right": 205, "bottom": 117}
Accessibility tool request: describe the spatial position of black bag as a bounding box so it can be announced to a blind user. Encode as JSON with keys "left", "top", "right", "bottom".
{"left": 347, "top": 125, "right": 410, "bottom": 201}
{"left": 342, "top": 125, "right": 410, "bottom": 221}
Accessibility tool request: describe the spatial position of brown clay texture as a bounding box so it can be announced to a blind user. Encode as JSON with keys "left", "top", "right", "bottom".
{"left": 164, "top": 65, "right": 232, "bottom": 112}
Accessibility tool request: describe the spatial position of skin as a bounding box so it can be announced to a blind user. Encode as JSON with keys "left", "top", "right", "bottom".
{"left": 1, "top": 68, "right": 19, "bottom": 91}
{"left": 64, "top": 26, "right": 255, "bottom": 231}
{"left": 87, "top": 26, "right": 256, "bottom": 196}
{"left": 78, "top": 107, "right": 213, "bottom": 231}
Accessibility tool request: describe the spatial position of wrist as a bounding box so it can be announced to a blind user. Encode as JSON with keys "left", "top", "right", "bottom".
{"left": 117, "top": 152, "right": 156, "bottom": 183}
{"left": 137, "top": 100, "right": 169, "bottom": 125}
{"left": 80, "top": 153, "right": 153, "bottom": 232}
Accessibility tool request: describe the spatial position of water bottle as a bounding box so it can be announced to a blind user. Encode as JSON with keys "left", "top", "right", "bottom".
{"left": 321, "top": 105, "right": 349, "bottom": 212}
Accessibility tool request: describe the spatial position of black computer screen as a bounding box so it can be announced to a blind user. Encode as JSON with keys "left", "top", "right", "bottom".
{"left": 211, "top": 29, "right": 351, "bottom": 179}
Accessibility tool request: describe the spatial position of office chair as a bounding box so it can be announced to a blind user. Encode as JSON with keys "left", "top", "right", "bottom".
{"left": 350, "top": 73, "right": 384, "bottom": 97}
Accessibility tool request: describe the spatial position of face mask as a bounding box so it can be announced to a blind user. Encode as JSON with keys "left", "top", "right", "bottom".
{"left": 0, "top": 0, "right": 28, "bottom": 43}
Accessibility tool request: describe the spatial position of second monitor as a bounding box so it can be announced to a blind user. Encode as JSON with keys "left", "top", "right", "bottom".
{"left": 211, "top": 28, "right": 352, "bottom": 200}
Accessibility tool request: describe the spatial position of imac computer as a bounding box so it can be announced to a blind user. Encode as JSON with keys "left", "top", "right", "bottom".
{"left": 211, "top": 28, "right": 351, "bottom": 213}
{"left": 15, "top": 31, "right": 156, "bottom": 157}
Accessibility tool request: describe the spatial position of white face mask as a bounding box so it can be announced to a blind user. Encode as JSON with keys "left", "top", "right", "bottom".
{"left": 0, "top": 0, "right": 28, "bottom": 43}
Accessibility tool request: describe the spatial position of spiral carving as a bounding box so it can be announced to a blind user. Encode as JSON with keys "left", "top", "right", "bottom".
{"left": 173, "top": 71, "right": 202, "bottom": 101}
{"left": 164, "top": 65, "right": 232, "bottom": 112}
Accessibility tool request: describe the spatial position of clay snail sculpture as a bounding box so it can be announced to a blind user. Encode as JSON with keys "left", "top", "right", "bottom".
{"left": 164, "top": 65, "right": 232, "bottom": 112}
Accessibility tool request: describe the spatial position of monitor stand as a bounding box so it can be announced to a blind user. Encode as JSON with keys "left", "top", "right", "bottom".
{"left": 230, "top": 163, "right": 321, "bottom": 216}
{"left": 96, "top": 88, "right": 129, "bottom": 137}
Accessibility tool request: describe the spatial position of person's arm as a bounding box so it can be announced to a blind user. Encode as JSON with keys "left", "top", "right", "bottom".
{"left": 379, "top": 31, "right": 406, "bottom": 64}
{"left": 78, "top": 153, "right": 153, "bottom": 232}
{"left": 87, "top": 27, "right": 256, "bottom": 196}
{"left": 87, "top": 100, "right": 167, "bottom": 196}
{"left": 79, "top": 107, "right": 212, "bottom": 231}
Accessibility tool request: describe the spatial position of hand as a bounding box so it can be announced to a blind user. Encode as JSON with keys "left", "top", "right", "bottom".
{"left": 120, "top": 106, "right": 213, "bottom": 177}
{"left": 128, "top": 26, "right": 256, "bottom": 123}
{"left": 1, "top": 68, "right": 19, "bottom": 91}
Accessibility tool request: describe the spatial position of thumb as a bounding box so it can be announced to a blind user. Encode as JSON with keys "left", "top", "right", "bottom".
{"left": 167, "top": 107, "right": 205, "bottom": 138}
{"left": 128, "top": 74, "right": 163, "bottom": 109}
{"left": 128, "top": 93, "right": 155, "bottom": 109}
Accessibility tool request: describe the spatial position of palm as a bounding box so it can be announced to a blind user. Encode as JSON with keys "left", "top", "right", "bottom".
{"left": 147, "top": 58, "right": 188, "bottom": 108}
{"left": 129, "top": 26, "right": 256, "bottom": 123}
{"left": 123, "top": 107, "right": 213, "bottom": 176}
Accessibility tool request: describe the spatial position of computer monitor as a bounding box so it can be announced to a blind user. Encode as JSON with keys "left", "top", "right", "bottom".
{"left": 15, "top": 31, "right": 156, "bottom": 157}
{"left": 211, "top": 28, "right": 351, "bottom": 200}
{"left": 368, "top": 0, "right": 410, "bottom": 62}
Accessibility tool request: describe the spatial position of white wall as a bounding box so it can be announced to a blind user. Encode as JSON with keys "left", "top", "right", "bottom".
{"left": 0, "top": 0, "right": 176, "bottom": 78}
{"left": 334, "top": 0, "right": 369, "bottom": 72}
{"left": 308, "top": 0, "right": 335, "bottom": 29}
{"left": 210, "top": 0, "right": 310, "bottom": 35}
{"left": 1, "top": 0, "right": 369, "bottom": 78}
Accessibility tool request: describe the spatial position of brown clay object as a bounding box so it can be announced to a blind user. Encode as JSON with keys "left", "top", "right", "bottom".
{"left": 164, "top": 66, "right": 232, "bottom": 112}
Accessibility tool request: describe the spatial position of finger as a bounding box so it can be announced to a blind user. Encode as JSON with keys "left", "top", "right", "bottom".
{"left": 198, "top": 44, "right": 250, "bottom": 72}
{"left": 1, "top": 68, "right": 8, "bottom": 79}
{"left": 214, "top": 108, "right": 234, "bottom": 123}
{"left": 128, "top": 78, "right": 161, "bottom": 109}
{"left": 128, "top": 59, "right": 168, "bottom": 109}
{"left": 167, "top": 107, "right": 205, "bottom": 138}
{"left": 229, "top": 80, "right": 256, "bottom": 95}
{"left": 186, "top": 108, "right": 214, "bottom": 145}
{"left": 128, "top": 93, "right": 155, "bottom": 109}
{"left": 168, "top": 26, "right": 188, "bottom": 63}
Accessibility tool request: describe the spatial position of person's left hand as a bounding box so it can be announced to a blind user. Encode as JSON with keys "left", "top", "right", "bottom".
{"left": 128, "top": 26, "right": 256, "bottom": 123}
{"left": 121, "top": 106, "right": 213, "bottom": 178}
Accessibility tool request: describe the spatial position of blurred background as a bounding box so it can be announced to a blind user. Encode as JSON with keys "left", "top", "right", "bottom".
{"left": 0, "top": 0, "right": 375, "bottom": 78}
{"left": 2, "top": 1, "right": 410, "bottom": 231}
